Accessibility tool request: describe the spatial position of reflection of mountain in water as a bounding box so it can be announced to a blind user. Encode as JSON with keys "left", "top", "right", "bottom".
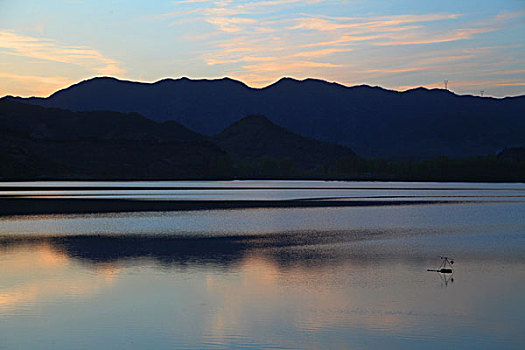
{"left": 0, "top": 231, "right": 398, "bottom": 267}
{"left": 3, "top": 226, "right": 521, "bottom": 270}
{"left": 53, "top": 235, "right": 249, "bottom": 266}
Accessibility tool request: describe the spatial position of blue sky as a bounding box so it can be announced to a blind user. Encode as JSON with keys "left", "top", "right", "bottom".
{"left": 1, "top": 0, "right": 524, "bottom": 97}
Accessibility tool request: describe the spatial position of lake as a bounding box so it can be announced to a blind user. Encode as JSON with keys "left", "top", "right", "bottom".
{"left": 1, "top": 181, "right": 524, "bottom": 349}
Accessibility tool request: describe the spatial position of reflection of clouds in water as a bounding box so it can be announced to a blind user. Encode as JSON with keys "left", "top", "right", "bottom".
{"left": 0, "top": 234, "right": 524, "bottom": 348}
{"left": 0, "top": 244, "right": 120, "bottom": 313}
{"left": 199, "top": 246, "right": 524, "bottom": 347}
{"left": 0, "top": 242, "right": 68, "bottom": 274}
{"left": 204, "top": 256, "right": 280, "bottom": 343}
{"left": 201, "top": 254, "right": 471, "bottom": 346}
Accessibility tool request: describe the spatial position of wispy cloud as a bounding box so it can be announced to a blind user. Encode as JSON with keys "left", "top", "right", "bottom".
{"left": 493, "top": 82, "right": 525, "bottom": 87}
{"left": 2, "top": 1, "right": 523, "bottom": 97}
{"left": 0, "top": 30, "right": 125, "bottom": 75}
{"left": 494, "top": 10, "right": 525, "bottom": 21}
{"left": 414, "top": 55, "right": 474, "bottom": 65}
{"left": 243, "top": 60, "right": 342, "bottom": 72}
{"left": 0, "top": 72, "right": 74, "bottom": 97}
{"left": 172, "top": 0, "right": 211, "bottom": 4}
{"left": 205, "top": 16, "right": 257, "bottom": 33}
{"left": 293, "top": 47, "right": 352, "bottom": 58}
{"left": 489, "top": 69, "right": 525, "bottom": 75}
{"left": 161, "top": 1, "right": 502, "bottom": 88}
{"left": 291, "top": 13, "right": 461, "bottom": 32}
{"left": 0, "top": 30, "right": 125, "bottom": 96}
{"left": 376, "top": 27, "right": 499, "bottom": 46}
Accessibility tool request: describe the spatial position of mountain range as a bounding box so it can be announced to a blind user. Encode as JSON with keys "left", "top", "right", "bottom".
{"left": 5, "top": 76, "right": 525, "bottom": 159}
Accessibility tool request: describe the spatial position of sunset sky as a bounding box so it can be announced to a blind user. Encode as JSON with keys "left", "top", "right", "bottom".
{"left": 1, "top": 0, "right": 524, "bottom": 97}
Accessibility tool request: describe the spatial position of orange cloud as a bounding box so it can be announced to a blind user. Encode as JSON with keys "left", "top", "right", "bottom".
{"left": 494, "top": 10, "right": 525, "bottom": 21}
{"left": 205, "top": 16, "right": 257, "bottom": 33}
{"left": 493, "top": 82, "right": 525, "bottom": 87}
{"left": 0, "top": 30, "right": 125, "bottom": 75}
{"left": 489, "top": 69, "right": 525, "bottom": 75}
{"left": 172, "top": 0, "right": 211, "bottom": 4}
{"left": 0, "top": 72, "right": 74, "bottom": 97}
{"left": 301, "top": 34, "right": 384, "bottom": 48}
{"left": 207, "top": 55, "right": 276, "bottom": 65}
{"left": 293, "top": 47, "right": 352, "bottom": 58}
{"left": 376, "top": 27, "right": 498, "bottom": 46}
{"left": 243, "top": 60, "right": 342, "bottom": 73}
{"left": 415, "top": 55, "right": 474, "bottom": 65}
{"left": 291, "top": 13, "right": 461, "bottom": 32}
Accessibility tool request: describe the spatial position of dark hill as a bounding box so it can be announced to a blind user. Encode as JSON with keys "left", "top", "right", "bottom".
{"left": 214, "top": 115, "right": 356, "bottom": 169}
{"left": 0, "top": 100, "right": 230, "bottom": 179}
{"left": 5, "top": 76, "right": 525, "bottom": 158}
{"left": 0, "top": 99, "right": 202, "bottom": 142}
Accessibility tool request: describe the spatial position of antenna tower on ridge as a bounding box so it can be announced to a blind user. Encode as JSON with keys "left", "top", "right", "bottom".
{"left": 480, "top": 90, "right": 484, "bottom": 97}
{"left": 444, "top": 80, "right": 449, "bottom": 90}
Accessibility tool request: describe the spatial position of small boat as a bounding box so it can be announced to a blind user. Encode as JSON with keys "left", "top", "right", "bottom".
{"left": 427, "top": 256, "right": 454, "bottom": 274}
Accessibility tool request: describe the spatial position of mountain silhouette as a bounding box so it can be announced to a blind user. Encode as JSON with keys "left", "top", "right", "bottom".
{"left": 1, "top": 99, "right": 524, "bottom": 181}
{"left": 214, "top": 114, "right": 356, "bottom": 170}
{"left": 0, "top": 99, "right": 203, "bottom": 142}
{"left": 5, "top": 76, "right": 525, "bottom": 158}
{"left": 0, "top": 100, "right": 231, "bottom": 179}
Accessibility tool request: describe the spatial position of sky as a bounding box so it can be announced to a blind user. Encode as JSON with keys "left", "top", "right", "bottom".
{"left": 0, "top": 0, "right": 524, "bottom": 97}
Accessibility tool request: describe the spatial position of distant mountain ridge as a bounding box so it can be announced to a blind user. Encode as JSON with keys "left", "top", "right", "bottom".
{"left": 5, "top": 76, "right": 525, "bottom": 158}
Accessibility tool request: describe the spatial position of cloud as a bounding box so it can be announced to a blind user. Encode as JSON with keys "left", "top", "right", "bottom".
{"left": 360, "top": 67, "right": 435, "bottom": 74}
{"left": 414, "top": 55, "right": 474, "bottom": 65}
{"left": 194, "top": 8, "right": 498, "bottom": 88}
{"left": 376, "top": 27, "right": 499, "bottom": 46}
{"left": 205, "top": 16, "right": 257, "bottom": 33}
{"left": 163, "top": 0, "right": 327, "bottom": 32}
{"left": 172, "top": 0, "right": 211, "bottom": 4}
{"left": 168, "top": 0, "right": 325, "bottom": 17}
{"left": 291, "top": 13, "right": 461, "bottom": 32}
{"left": 0, "top": 72, "right": 74, "bottom": 97}
{"left": 0, "top": 30, "right": 125, "bottom": 75}
{"left": 493, "top": 82, "right": 525, "bottom": 87}
{"left": 291, "top": 14, "right": 496, "bottom": 49}
{"left": 489, "top": 69, "right": 525, "bottom": 75}
{"left": 300, "top": 34, "right": 384, "bottom": 48}
{"left": 494, "top": 10, "right": 525, "bottom": 21}
{"left": 243, "top": 60, "right": 342, "bottom": 73}
{"left": 207, "top": 55, "right": 275, "bottom": 66}
{"left": 293, "top": 47, "right": 352, "bottom": 58}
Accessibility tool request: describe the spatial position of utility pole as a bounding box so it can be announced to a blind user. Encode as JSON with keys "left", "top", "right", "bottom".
{"left": 444, "top": 80, "right": 449, "bottom": 90}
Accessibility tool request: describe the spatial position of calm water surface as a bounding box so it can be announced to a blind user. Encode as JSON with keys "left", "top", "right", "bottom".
{"left": 1, "top": 181, "right": 524, "bottom": 349}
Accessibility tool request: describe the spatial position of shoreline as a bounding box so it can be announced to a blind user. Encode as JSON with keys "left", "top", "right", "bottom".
{"left": 0, "top": 198, "right": 473, "bottom": 217}
{"left": 0, "top": 177, "right": 524, "bottom": 184}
